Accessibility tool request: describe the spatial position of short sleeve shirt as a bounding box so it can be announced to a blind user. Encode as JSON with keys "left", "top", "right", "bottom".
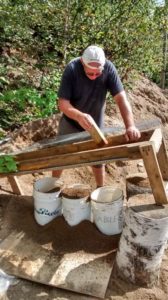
{"left": 58, "top": 58, "right": 124, "bottom": 130}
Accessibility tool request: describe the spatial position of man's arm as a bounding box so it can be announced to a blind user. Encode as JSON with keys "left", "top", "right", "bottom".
{"left": 58, "top": 98, "right": 93, "bottom": 131}
{"left": 114, "top": 91, "right": 141, "bottom": 141}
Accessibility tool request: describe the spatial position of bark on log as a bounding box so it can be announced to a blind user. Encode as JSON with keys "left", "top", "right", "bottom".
{"left": 116, "top": 194, "right": 168, "bottom": 287}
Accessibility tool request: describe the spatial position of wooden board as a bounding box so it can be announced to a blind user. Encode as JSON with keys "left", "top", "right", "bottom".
{"left": 0, "top": 122, "right": 162, "bottom": 176}
{"left": 2, "top": 118, "right": 160, "bottom": 155}
{"left": 0, "top": 140, "right": 157, "bottom": 177}
{"left": 149, "top": 127, "right": 163, "bottom": 152}
{"left": 0, "top": 196, "right": 119, "bottom": 298}
{"left": 13, "top": 130, "right": 153, "bottom": 161}
{"left": 89, "top": 119, "right": 108, "bottom": 145}
{"left": 17, "top": 143, "right": 143, "bottom": 172}
{"left": 140, "top": 144, "right": 168, "bottom": 204}
{"left": 7, "top": 175, "right": 23, "bottom": 195}
{"left": 157, "top": 139, "right": 168, "bottom": 180}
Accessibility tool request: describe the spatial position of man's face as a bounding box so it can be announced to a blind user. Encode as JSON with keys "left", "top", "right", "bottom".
{"left": 82, "top": 60, "right": 103, "bottom": 80}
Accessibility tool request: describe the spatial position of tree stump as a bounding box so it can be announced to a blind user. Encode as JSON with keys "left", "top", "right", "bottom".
{"left": 126, "top": 173, "right": 152, "bottom": 199}
{"left": 116, "top": 194, "right": 168, "bottom": 287}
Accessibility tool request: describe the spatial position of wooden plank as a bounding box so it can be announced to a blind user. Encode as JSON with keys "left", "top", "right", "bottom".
{"left": 148, "top": 126, "right": 168, "bottom": 181}
{"left": 12, "top": 118, "right": 161, "bottom": 153}
{"left": 157, "top": 139, "right": 168, "bottom": 180}
{"left": 0, "top": 235, "right": 116, "bottom": 298}
{"left": 9, "top": 130, "right": 153, "bottom": 162}
{"left": 0, "top": 140, "right": 158, "bottom": 177}
{"left": 0, "top": 197, "right": 119, "bottom": 298}
{"left": 149, "top": 128, "right": 163, "bottom": 153}
{"left": 164, "top": 181, "right": 168, "bottom": 192}
{"left": 140, "top": 144, "right": 168, "bottom": 205}
{"left": 0, "top": 156, "right": 138, "bottom": 177}
{"left": 17, "top": 143, "right": 143, "bottom": 172}
{"left": 7, "top": 176, "right": 23, "bottom": 195}
{"left": 89, "top": 119, "right": 108, "bottom": 145}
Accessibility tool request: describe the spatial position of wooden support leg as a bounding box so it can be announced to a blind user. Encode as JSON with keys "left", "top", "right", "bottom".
{"left": 8, "top": 176, "right": 23, "bottom": 195}
{"left": 157, "top": 139, "right": 168, "bottom": 180}
{"left": 140, "top": 144, "right": 168, "bottom": 205}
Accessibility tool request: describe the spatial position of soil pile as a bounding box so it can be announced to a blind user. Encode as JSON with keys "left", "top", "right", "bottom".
{"left": 61, "top": 184, "right": 91, "bottom": 199}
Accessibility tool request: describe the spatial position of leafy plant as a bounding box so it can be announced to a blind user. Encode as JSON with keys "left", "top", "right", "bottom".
{"left": 0, "top": 0, "right": 167, "bottom": 129}
{"left": 0, "top": 87, "right": 60, "bottom": 128}
{"left": 0, "top": 155, "right": 18, "bottom": 173}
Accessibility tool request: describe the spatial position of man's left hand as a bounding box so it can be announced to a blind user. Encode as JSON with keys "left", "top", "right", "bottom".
{"left": 125, "top": 126, "right": 141, "bottom": 142}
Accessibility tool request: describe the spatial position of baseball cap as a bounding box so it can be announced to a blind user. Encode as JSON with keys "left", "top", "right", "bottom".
{"left": 82, "top": 45, "right": 105, "bottom": 70}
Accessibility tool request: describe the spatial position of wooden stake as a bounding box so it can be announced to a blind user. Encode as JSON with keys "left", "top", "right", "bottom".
{"left": 8, "top": 176, "right": 23, "bottom": 195}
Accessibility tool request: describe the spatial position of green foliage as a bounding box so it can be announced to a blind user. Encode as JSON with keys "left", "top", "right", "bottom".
{"left": 0, "top": 155, "right": 17, "bottom": 173}
{"left": 0, "top": 87, "right": 59, "bottom": 128}
{"left": 0, "top": 0, "right": 167, "bottom": 127}
{"left": 0, "top": 0, "right": 164, "bottom": 75}
{"left": 0, "top": 128, "right": 5, "bottom": 139}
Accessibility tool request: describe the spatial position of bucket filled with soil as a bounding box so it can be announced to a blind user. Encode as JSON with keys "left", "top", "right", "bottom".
{"left": 33, "top": 177, "right": 62, "bottom": 226}
{"left": 91, "top": 186, "right": 124, "bottom": 235}
{"left": 116, "top": 195, "right": 168, "bottom": 287}
{"left": 61, "top": 184, "right": 91, "bottom": 226}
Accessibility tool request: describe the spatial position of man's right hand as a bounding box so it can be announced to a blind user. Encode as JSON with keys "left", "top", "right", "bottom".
{"left": 77, "top": 113, "right": 94, "bottom": 131}
{"left": 58, "top": 99, "right": 94, "bottom": 131}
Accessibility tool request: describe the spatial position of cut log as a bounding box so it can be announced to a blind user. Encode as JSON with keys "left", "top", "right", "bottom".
{"left": 116, "top": 194, "right": 168, "bottom": 287}
{"left": 126, "top": 173, "right": 152, "bottom": 199}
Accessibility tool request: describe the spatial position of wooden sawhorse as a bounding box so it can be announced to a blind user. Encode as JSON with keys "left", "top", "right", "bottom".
{"left": 1, "top": 122, "right": 168, "bottom": 205}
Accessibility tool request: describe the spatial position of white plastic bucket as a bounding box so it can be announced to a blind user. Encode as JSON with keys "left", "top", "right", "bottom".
{"left": 62, "top": 184, "right": 91, "bottom": 226}
{"left": 33, "top": 177, "right": 62, "bottom": 226}
{"left": 91, "top": 186, "right": 124, "bottom": 235}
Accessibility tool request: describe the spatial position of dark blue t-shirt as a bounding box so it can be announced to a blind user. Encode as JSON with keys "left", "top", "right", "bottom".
{"left": 58, "top": 58, "right": 123, "bottom": 130}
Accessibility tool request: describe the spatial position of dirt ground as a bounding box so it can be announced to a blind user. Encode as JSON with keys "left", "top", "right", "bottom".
{"left": 0, "top": 75, "right": 168, "bottom": 299}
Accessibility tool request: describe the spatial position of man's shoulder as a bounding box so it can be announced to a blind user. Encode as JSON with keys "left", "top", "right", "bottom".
{"left": 63, "top": 58, "right": 81, "bottom": 78}
{"left": 104, "top": 59, "right": 116, "bottom": 71}
{"left": 68, "top": 57, "right": 81, "bottom": 69}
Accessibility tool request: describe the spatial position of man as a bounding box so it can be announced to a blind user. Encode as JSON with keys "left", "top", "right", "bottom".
{"left": 52, "top": 45, "right": 141, "bottom": 187}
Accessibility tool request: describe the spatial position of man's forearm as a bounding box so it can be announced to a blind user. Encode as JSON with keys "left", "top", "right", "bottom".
{"left": 58, "top": 98, "right": 83, "bottom": 121}
{"left": 58, "top": 98, "right": 93, "bottom": 131}
{"left": 114, "top": 91, "right": 141, "bottom": 141}
{"left": 114, "top": 91, "right": 135, "bottom": 129}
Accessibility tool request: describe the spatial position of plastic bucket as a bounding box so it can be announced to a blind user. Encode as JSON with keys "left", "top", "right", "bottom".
{"left": 91, "top": 186, "right": 124, "bottom": 235}
{"left": 33, "top": 177, "right": 62, "bottom": 226}
{"left": 62, "top": 184, "right": 91, "bottom": 226}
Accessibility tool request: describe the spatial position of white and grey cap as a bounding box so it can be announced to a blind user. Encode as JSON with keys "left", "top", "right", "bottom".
{"left": 82, "top": 45, "right": 105, "bottom": 70}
